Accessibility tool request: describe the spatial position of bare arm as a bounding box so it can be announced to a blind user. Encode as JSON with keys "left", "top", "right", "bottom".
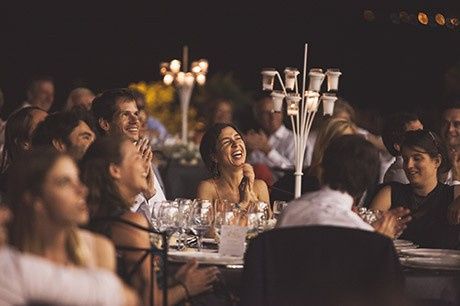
{"left": 369, "top": 185, "right": 392, "bottom": 212}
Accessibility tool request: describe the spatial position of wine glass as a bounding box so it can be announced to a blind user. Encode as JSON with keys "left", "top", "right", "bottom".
{"left": 247, "top": 201, "right": 270, "bottom": 234}
{"left": 273, "top": 200, "right": 288, "bottom": 220}
{"left": 189, "top": 200, "right": 214, "bottom": 252}
{"left": 158, "top": 201, "right": 180, "bottom": 247}
{"left": 213, "top": 200, "right": 238, "bottom": 242}
{"left": 175, "top": 198, "right": 193, "bottom": 250}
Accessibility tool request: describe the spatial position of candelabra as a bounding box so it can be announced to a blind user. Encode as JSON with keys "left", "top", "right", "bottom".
{"left": 160, "top": 46, "right": 208, "bottom": 144}
{"left": 261, "top": 44, "right": 342, "bottom": 198}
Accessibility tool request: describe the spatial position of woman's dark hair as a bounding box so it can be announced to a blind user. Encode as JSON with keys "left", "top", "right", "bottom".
{"left": 401, "top": 130, "right": 451, "bottom": 174}
{"left": 79, "top": 135, "right": 132, "bottom": 218}
{"left": 322, "top": 135, "right": 380, "bottom": 198}
{"left": 199, "top": 122, "right": 243, "bottom": 177}
{"left": 1, "top": 106, "right": 46, "bottom": 173}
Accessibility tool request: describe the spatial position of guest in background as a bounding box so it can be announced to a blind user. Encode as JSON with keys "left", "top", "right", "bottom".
{"left": 440, "top": 101, "right": 460, "bottom": 185}
{"left": 278, "top": 134, "right": 410, "bottom": 239}
{"left": 65, "top": 87, "right": 95, "bottom": 111}
{"left": 0, "top": 106, "right": 47, "bottom": 192}
{"left": 382, "top": 113, "right": 423, "bottom": 184}
{"left": 32, "top": 110, "right": 96, "bottom": 160}
{"left": 245, "top": 92, "right": 295, "bottom": 183}
{"left": 270, "top": 118, "right": 357, "bottom": 202}
{"left": 0, "top": 89, "right": 5, "bottom": 150}
{"left": 81, "top": 135, "right": 218, "bottom": 305}
{"left": 370, "top": 130, "right": 460, "bottom": 249}
{"left": 21, "top": 76, "right": 55, "bottom": 111}
{"left": 207, "top": 98, "right": 234, "bottom": 125}
{"left": 7, "top": 149, "right": 115, "bottom": 270}
{"left": 197, "top": 123, "right": 269, "bottom": 211}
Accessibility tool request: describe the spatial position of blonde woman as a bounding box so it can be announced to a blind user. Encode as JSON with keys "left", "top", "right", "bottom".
{"left": 7, "top": 149, "right": 115, "bottom": 270}
{"left": 309, "top": 118, "right": 358, "bottom": 183}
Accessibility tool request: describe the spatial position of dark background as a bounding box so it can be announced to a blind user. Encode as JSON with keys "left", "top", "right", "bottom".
{"left": 2, "top": 1, "right": 460, "bottom": 128}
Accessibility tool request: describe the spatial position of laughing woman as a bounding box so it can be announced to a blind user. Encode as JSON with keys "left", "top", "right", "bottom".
{"left": 197, "top": 123, "right": 270, "bottom": 210}
{"left": 7, "top": 149, "right": 115, "bottom": 270}
{"left": 370, "top": 130, "right": 460, "bottom": 249}
{"left": 80, "top": 135, "right": 218, "bottom": 306}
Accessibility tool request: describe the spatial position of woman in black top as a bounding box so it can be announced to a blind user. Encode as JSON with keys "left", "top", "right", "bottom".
{"left": 370, "top": 130, "right": 459, "bottom": 249}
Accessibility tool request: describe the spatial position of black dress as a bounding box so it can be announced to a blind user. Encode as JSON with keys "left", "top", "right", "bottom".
{"left": 389, "top": 182, "right": 460, "bottom": 249}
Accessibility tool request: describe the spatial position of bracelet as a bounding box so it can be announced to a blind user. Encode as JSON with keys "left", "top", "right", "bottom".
{"left": 177, "top": 280, "right": 190, "bottom": 301}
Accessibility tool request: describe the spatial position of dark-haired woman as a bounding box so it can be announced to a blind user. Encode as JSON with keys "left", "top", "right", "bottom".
{"left": 80, "top": 135, "right": 218, "bottom": 305}
{"left": 370, "top": 130, "right": 460, "bottom": 249}
{"left": 197, "top": 123, "right": 269, "bottom": 210}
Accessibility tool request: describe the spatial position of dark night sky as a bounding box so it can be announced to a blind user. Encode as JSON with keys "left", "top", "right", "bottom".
{"left": 2, "top": 1, "right": 460, "bottom": 123}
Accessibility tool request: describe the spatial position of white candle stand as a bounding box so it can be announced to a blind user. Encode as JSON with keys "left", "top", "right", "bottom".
{"left": 160, "top": 46, "right": 208, "bottom": 144}
{"left": 261, "top": 43, "right": 342, "bottom": 198}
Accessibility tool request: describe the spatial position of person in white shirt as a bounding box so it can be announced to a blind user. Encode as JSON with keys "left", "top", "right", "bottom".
{"left": 381, "top": 112, "right": 423, "bottom": 184}
{"left": 91, "top": 89, "right": 166, "bottom": 218}
{"left": 278, "top": 134, "right": 410, "bottom": 238}
{"left": 245, "top": 93, "right": 295, "bottom": 181}
{"left": 0, "top": 205, "right": 138, "bottom": 306}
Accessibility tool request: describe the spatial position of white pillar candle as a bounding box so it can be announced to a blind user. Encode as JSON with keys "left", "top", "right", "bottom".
{"left": 271, "top": 90, "right": 285, "bottom": 112}
{"left": 321, "top": 93, "right": 337, "bottom": 116}
{"left": 305, "top": 91, "right": 320, "bottom": 112}
{"left": 308, "top": 68, "right": 325, "bottom": 92}
{"left": 326, "top": 69, "right": 342, "bottom": 91}
{"left": 261, "top": 68, "right": 277, "bottom": 91}
{"left": 286, "top": 93, "right": 301, "bottom": 116}
{"left": 284, "top": 67, "right": 299, "bottom": 91}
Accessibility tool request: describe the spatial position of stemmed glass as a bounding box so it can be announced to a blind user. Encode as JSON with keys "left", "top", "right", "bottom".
{"left": 272, "top": 200, "right": 288, "bottom": 220}
{"left": 213, "top": 200, "right": 238, "bottom": 242}
{"left": 175, "top": 198, "right": 194, "bottom": 250}
{"left": 247, "top": 201, "right": 270, "bottom": 235}
{"left": 189, "top": 199, "right": 214, "bottom": 252}
{"left": 158, "top": 201, "right": 180, "bottom": 248}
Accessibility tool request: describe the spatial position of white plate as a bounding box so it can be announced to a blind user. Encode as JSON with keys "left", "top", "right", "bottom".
{"left": 400, "top": 248, "right": 460, "bottom": 259}
{"left": 168, "top": 249, "right": 243, "bottom": 265}
{"left": 393, "top": 239, "right": 415, "bottom": 247}
{"left": 400, "top": 257, "right": 460, "bottom": 271}
{"left": 202, "top": 238, "right": 218, "bottom": 244}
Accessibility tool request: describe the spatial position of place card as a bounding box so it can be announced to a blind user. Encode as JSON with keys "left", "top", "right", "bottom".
{"left": 218, "top": 225, "right": 247, "bottom": 257}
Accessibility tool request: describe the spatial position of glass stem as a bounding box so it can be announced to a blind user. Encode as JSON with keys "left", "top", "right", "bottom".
{"left": 197, "top": 234, "right": 203, "bottom": 252}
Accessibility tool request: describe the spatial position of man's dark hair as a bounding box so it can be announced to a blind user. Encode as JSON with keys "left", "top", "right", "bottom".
{"left": 32, "top": 110, "right": 96, "bottom": 149}
{"left": 401, "top": 129, "right": 451, "bottom": 175}
{"left": 323, "top": 135, "right": 380, "bottom": 198}
{"left": 382, "top": 113, "right": 420, "bottom": 156}
{"left": 91, "top": 88, "right": 136, "bottom": 135}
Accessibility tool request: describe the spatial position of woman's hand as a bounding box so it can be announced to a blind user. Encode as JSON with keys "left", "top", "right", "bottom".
{"left": 174, "top": 260, "right": 219, "bottom": 297}
{"left": 372, "top": 207, "right": 411, "bottom": 238}
{"left": 240, "top": 164, "right": 258, "bottom": 204}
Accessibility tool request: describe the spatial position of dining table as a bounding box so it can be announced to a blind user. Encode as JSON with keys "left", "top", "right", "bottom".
{"left": 166, "top": 240, "right": 460, "bottom": 306}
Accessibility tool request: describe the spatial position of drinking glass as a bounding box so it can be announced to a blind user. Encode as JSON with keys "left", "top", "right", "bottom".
{"left": 247, "top": 201, "right": 270, "bottom": 234}
{"left": 175, "top": 198, "right": 193, "bottom": 250}
{"left": 189, "top": 200, "right": 214, "bottom": 251}
{"left": 158, "top": 201, "right": 180, "bottom": 247}
{"left": 273, "top": 200, "right": 288, "bottom": 219}
{"left": 213, "top": 200, "right": 238, "bottom": 241}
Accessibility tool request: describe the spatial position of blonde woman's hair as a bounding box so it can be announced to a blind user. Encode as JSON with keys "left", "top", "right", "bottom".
{"left": 7, "top": 148, "right": 87, "bottom": 266}
{"left": 309, "top": 118, "right": 358, "bottom": 182}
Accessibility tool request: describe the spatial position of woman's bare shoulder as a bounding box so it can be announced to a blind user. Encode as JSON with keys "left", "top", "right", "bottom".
{"left": 197, "top": 179, "right": 217, "bottom": 200}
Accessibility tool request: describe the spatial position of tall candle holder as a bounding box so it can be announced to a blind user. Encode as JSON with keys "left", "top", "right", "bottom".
{"left": 160, "top": 46, "right": 208, "bottom": 144}
{"left": 261, "top": 44, "right": 342, "bottom": 198}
